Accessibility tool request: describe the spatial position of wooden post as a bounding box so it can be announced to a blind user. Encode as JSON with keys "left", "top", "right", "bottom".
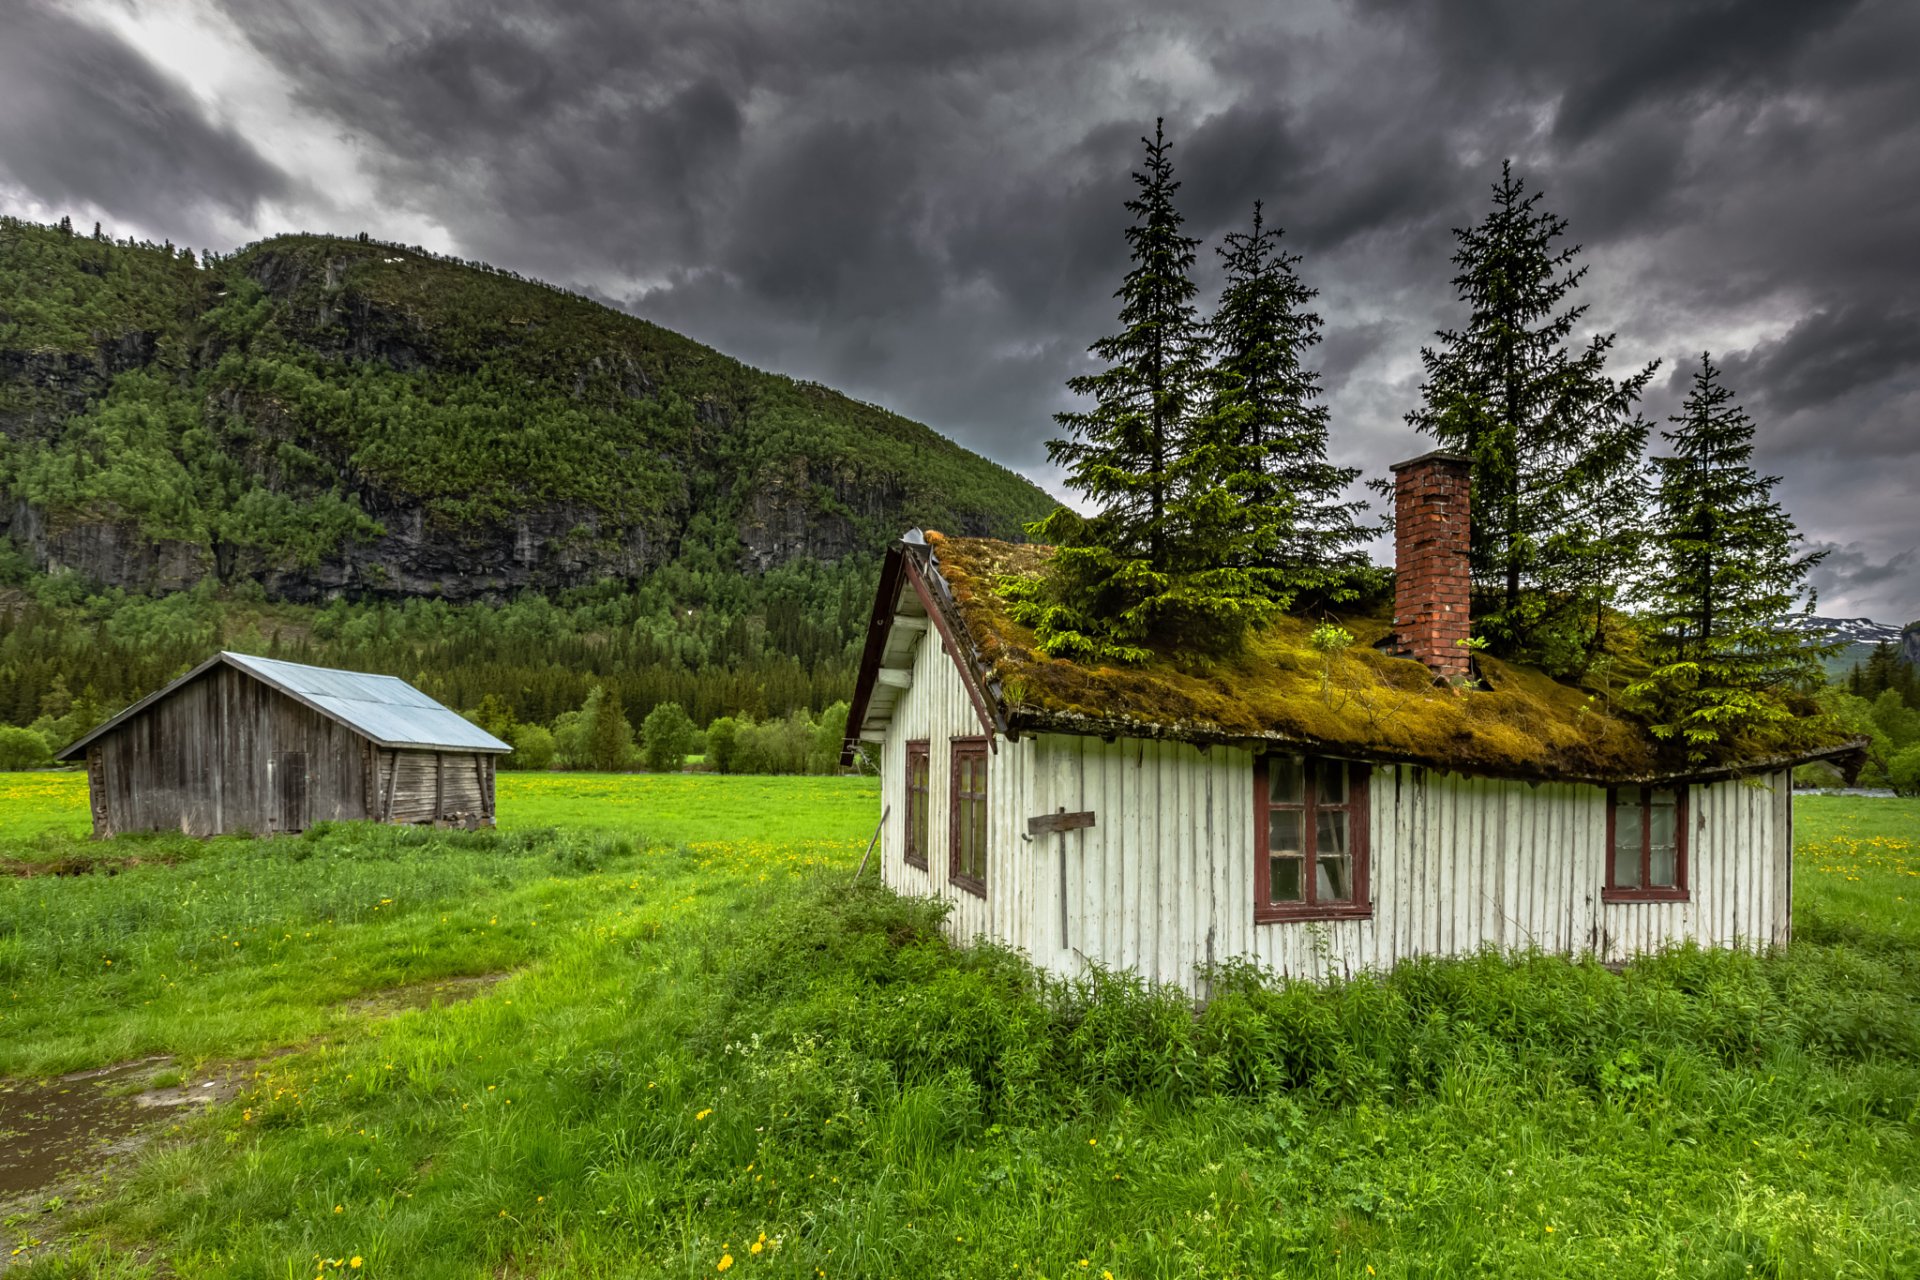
{"left": 852, "top": 806, "right": 890, "bottom": 883}
{"left": 380, "top": 750, "right": 398, "bottom": 822}
{"left": 434, "top": 752, "right": 445, "bottom": 824}
{"left": 1027, "top": 808, "right": 1095, "bottom": 950}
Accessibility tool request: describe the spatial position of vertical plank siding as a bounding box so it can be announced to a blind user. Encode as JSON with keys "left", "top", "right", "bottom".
{"left": 86, "top": 665, "right": 499, "bottom": 838}
{"left": 882, "top": 678, "right": 1796, "bottom": 990}
{"left": 879, "top": 626, "right": 1033, "bottom": 948}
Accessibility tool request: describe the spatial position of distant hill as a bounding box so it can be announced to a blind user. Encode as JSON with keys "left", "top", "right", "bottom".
{"left": 0, "top": 217, "right": 1055, "bottom": 602}
{"left": 1802, "top": 615, "right": 1920, "bottom": 680}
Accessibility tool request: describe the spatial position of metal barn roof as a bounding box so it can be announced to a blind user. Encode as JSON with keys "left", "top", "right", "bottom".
{"left": 57, "top": 652, "right": 512, "bottom": 760}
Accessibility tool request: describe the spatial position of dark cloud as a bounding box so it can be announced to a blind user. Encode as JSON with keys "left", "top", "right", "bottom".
{"left": 0, "top": 2, "right": 286, "bottom": 230}
{"left": 1809, "top": 543, "right": 1920, "bottom": 624}
{"left": 6, "top": 0, "right": 1917, "bottom": 615}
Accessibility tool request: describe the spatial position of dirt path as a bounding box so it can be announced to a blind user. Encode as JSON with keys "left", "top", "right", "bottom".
{"left": 0, "top": 971, "right": 509, "bottom": 1269}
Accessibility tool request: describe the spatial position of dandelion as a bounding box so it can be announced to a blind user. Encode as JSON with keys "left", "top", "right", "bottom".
{"left": 351, "top": 1259, "right": 363, "bottom": 1270}
{"left": 334, "top": 1205, "right": 343, "bottom": 1214}
{"left": 716, "top": 1253, "right": 734, "bottom": 1272}
{"left": 696, "top": 1108, "right": 713, "bottom": 1121}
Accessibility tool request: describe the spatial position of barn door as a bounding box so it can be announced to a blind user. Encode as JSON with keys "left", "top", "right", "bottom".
{"left": 276, "top": 751, "right": 310, "bottom": 834}
{"left": 86, "top": 747, "right": 111, "bottom": 837}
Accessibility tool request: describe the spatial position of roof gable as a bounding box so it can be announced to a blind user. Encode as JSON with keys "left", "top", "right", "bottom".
{"left": 57, "top": 653, "right": 512, "bottom": 760}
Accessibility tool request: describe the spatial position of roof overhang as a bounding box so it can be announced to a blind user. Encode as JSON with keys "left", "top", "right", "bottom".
{"left": 840, "top": 534, "right": 1003, "bottom": 765}
{"left": 1001, "top": 702, "right": 1870, "bottom": 788}
{"left": 56, "top": 652, "right": 513, "bottom": 761}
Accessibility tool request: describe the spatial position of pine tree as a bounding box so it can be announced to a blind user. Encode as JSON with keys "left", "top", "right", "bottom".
{"left": 1201, "top": 202, "right": 1370, "bottom": 594}
{"left": 1409, "top": 162, "right": 1656, "bottom": 671}
{"left": 1016, "top": 120, "right": 1241, "bottom": 660}
{"left": 1628, "top": 353, "right": 1832, "bottom": 760}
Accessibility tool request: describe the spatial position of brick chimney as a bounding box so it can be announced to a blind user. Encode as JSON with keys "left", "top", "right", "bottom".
{"left": 1390, "top": 450, "right": 1473, "bottom": 682}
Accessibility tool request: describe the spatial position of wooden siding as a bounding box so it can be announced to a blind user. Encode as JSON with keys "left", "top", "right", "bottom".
{"left": 373, "top": 750, "right": 494, "bottom": 825}
{"left": 879, "top": 624, "right": 1035, "bottom": 950}
{"left": 85, "top": 665, "right": 498, "bottom": 838}
{"left": 882, "top": 702, "right": 1794, "bottom": 992}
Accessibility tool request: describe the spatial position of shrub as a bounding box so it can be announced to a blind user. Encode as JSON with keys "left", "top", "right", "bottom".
{"left": 0, "top": 725, "right": 52, "bottom": 771}
{"left": 507, "top": 722, "right": 555, "bottom": 771}
{"left": 1887, "top": 743, "right": 1920, "bottom": 796}
{"left": 640, "top": 701, "right": 696, "bottom": 772}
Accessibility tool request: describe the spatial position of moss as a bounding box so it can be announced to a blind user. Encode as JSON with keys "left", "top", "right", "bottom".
{"left": 928, "top": 535, "right": 1849, "bottom": 783}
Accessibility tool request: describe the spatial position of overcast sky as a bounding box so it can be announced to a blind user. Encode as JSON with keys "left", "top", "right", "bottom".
{"left": 4, "top": 0, "right": 1916, "bottom": 620}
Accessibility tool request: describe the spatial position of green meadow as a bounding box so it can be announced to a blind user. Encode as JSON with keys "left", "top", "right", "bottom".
{"left": 2, "top": 774, "right": 1917, "bottom": 1278}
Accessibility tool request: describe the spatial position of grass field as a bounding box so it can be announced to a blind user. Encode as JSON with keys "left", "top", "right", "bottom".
{"left": 2, "top": 773, "right": 1917, "bottom": 1278}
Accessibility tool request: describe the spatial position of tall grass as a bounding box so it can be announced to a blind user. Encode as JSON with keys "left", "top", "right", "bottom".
{"left": 20, "top": 871, "right": 1920, "bottom": 1277}
{"left": 5, "top": 791, "right": 1918, "bottom": 1277}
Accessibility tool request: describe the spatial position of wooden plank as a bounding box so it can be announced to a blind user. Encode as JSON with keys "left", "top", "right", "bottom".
{"left": 1026, "top": 809, "right": 1095, "bottom": 835}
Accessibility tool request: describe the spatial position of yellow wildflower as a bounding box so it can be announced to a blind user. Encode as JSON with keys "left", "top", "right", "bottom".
{"left": 716, "top": 1254, "right": 734, "bottom": 1272}
{"left": 696, "top": 1108, "right": 713, "bottom": 1121}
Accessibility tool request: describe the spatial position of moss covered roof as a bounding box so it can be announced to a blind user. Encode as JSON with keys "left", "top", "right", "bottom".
{"left": 919, "top": 533, "right": 1857, "bottom": 785}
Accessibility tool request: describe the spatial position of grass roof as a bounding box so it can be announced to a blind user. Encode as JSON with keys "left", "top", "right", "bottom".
{"left": 925, "top": 534, "right": 1850, "bottom": 784}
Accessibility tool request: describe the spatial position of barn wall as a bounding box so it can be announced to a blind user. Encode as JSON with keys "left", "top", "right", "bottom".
{"left": 1012, "top": 735, "right": 1793, "bottom": 994}
{"left": 373, "top": 749, "right": 494, "bottom": 825}
{"left": 214, "top": 666, "right": 372, "bottom": 832}
{"left": 90, "top": 666, "right": 372, "bottom": 837}
{"left": 879, "top": 625, "right": 1033, "bottom": 953}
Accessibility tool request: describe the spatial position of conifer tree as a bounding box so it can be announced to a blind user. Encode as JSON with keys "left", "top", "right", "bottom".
{"left": 1017, "top": 120, "right": 1253, "bottom": 660}
{"left": 1201, "top": 202, "right": 1369, "bottom": 593}
{"left": 1409, "top": 162, "right": 1656, "bottom": 671}
{"left": 1046, "top": 117, "right": 1201, "bottom": 564}
{"left": 1627, "top": 354, "right": 1832, "bottom": 759}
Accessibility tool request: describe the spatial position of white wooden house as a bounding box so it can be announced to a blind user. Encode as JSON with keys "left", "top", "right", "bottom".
{"left": 841, "top": 452, "right": 1860, "bottom": 994}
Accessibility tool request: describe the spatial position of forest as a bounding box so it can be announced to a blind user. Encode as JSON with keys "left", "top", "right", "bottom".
{"left": 0, "top": 141, "right": 1907, "bottom": 780}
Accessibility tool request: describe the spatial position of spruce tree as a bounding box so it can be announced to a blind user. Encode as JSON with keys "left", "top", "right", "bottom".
{"left": 1409, "top": 162, "right": 1656, "bottom": 671}
{"left": 1628, "top": 353, "right": 1832, "bottom": 759}
{"left": 1201, "top": 202, "right": 1369, "bottom": 593}
{"left": 1017, "top": 120, "right": 1245, "bottom": 661}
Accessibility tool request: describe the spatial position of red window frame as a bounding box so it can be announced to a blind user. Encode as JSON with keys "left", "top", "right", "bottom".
{"left": 949, "top": 736, "right": 989, "bottom": 898}
{"left": 1604, "top": 784, "right": 1690, "bottom": 902}
{"left": 903, "top": 740, "right": 930, "bottom": 869}
{"left": 1254, "top": 755, "right": 1372, "bottom": 922}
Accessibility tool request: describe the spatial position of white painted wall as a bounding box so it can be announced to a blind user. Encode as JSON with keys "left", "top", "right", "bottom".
{"left": 878, "top": 623, "right": 1034, "bottom": 949}
{"left": 879, "top": 651, "right": 1793, "bottom": 993}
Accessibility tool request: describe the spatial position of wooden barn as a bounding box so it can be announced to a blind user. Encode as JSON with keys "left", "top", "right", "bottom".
{"left": 842, "top": 452, "right": 1861, "bottom": 993}
{"left": 56, "top": 652, "right": 512, "bottom": 837}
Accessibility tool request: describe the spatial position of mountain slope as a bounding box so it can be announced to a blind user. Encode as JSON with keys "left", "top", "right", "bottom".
{"left": 0, "top": 218, "right": 1054, "bottom": 601}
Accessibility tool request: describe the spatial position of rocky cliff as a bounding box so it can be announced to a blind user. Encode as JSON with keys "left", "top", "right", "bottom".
{"left": 0, "top": 220, "right": 1053, "bottom": 601}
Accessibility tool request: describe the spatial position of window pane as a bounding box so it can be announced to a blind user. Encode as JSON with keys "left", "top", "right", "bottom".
{"left": 1649, "top": 843, "right": 1677, "bottom": 888}
{"left": 1269, "top": 757, "right": 1305, "bottom": 805}
{"left": 1613, "top": 843, "right": 1642, "bottom": 889}
{"left": 1649, "top": 795, "right": 1676, "bottom": 849}
{"left": 1318, "top": 854, "right": 1354, "bottom": 902}
{"left": 1315, "top": 761, "right": 1348, "bottom": 806}
{"left": 1269, "top": 809, "right": 1303, "bottom": 857}
{"left": 1271, "top": 855, "right": 1304, "bottom": 903}
{"left": 1317, "top": 809, "right": 1349, "bottom": 856}
{"left": 1317, "top": 810, "right": 1353, "bottom": 902}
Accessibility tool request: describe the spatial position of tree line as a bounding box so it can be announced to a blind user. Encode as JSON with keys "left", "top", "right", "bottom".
{"left": 1019, "top": 121, "right": 1832, "bottom": 765}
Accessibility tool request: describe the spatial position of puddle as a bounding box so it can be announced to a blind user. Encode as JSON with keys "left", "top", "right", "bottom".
{"left": 0, "top": 974, "right": 507, "bottom": 1205}
{"left": 0, "top": 1057, "right": 208, "bottom": 1198}
{"left": 341, "top": 972, "right": 506, "bottom": 1015}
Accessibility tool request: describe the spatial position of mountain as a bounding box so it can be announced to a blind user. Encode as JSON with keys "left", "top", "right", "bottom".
{"left": 0, "top": 217, "right": 1054, "bottom": 602}
{"left": 1799, "top": 615, "right": 1920, "bottom": 680}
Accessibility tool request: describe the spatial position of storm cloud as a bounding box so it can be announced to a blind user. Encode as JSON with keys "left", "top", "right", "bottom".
{"left": 5, "top": 0, "right": 1916, "bottom": 620}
